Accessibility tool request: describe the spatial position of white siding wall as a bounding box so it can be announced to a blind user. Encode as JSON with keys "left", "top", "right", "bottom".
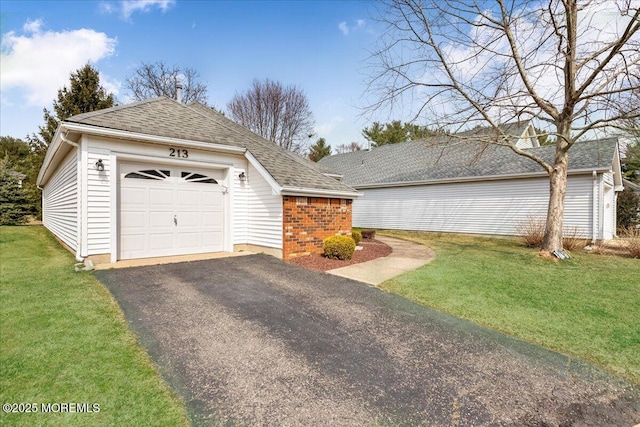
{"left": 563, "top": 175, "right": 593, "bottom": 237}
{"left": 86, "top": 150, "right": 111, "bottom": 254}
{"left": 43, "top": 149, "right": 78, "bottom": 251}
{"left": 246, "top": 163, "right": 283, "bottom": 249}
{"left": 354, "top": 175, "right": 597, "bottom": 239}
{"left": 233, "top": 166, "right": 249, "bottom": 244}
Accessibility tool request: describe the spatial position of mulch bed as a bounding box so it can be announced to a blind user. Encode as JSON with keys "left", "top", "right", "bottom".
{"left": 287, "top": 239, "right": 392, "bottom": 272}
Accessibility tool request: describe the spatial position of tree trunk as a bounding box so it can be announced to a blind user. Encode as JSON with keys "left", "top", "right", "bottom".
{"left": 541, "top": 142, "right": 570, "bottom": 252}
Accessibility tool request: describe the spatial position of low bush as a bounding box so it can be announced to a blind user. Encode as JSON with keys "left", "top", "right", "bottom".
{"left": 622, "top": 227, "right": 640, "bottom": 258}
{"left": 516, "top": 216, "right": 545, "bottom": 248}
{"left": 562, "top": 226, "right": 588, "bottom": 251}
{"left": 352, "top": 230, "right": 362, "bottom": 245}
{"left": 361, "top": 229, "right": 376, "bottom": 240}
{"left": 323, "top": 235, "right": 356, "bottom": 260}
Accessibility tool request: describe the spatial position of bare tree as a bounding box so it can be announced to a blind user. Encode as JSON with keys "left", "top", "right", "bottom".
{"left": 227, "top": 79, "right": 315, "bottom": 153}
{"left": 369, "top": 0, "right": 640, "bottom": 253}
{"left": 335, "top": 142, "right": 363, "bottom": 154}
{"left": 125, "top": 61, "right": 208, "bottom": 104}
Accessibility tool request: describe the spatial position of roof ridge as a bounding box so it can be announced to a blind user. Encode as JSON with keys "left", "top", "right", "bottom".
{"left": 186, "top": 102, "right": 316, "bottom": 162}
{"left": 66, "top": 96, "right": 175, "bottom": 123}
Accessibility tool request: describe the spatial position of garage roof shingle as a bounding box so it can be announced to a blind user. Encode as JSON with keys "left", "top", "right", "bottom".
{"left": 66, "top": 97, "right": 356, "bottom": 194}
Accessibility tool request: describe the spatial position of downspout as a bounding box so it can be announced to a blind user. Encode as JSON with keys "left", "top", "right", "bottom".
{"left": 60, "top": 131, "right": 84, "bottom": 262}
{"left": 591, "top": 171, "right": 597, "bottom": 243}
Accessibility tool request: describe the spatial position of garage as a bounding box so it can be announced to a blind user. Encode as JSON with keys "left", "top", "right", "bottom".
{"left": 38, "top": 97, "right": 359, "bottom": 265}
{"left": 119, "top": 162, "right": 225, "bottom": 259}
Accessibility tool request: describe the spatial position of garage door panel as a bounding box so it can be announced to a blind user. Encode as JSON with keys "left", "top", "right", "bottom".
{"left": 202, "top": 213, "right": 223, "bottom": 227}
{"left": 121, "top": 234, "right": 146, "bottom": 252}
{"left": 121, "top": 188, "right": 147, "bottom": 205}
{"left": 177, "top": 211, "right": 200, "bottom": 226}
{"left": 202, "top": 191, "right": 223, "bottom": 206}
{"left": 177, "top": 189, "right": 200, "bottom": 206}
{"left": 177, "top": 232, "right": 200, "bottom": 249}
{"left": 202, "top": 231, "right": 223, "bottom": 250}
{"left": 121, "top": 211, "right": 146, "bottom": 228}
{"left": 149, "top": 188, "right": 173, "bottom": 205}
{"left": 149, "top": 233, "right": 174, "bottom": 250}
{"left": 119, "top": 163, "right": 226, "bottom": 260}
{"left": 149, "top": 211, "right": 173, "bottom": 227}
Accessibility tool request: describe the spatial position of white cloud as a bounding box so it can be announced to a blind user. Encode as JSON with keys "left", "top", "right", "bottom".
{"left": 315, "top": 115, "right": 345, "bottom": 135}
{"left": 338, "top": 22, "right": 349, "bottom": 36}
{"left": 0, "top": 22, "right": 117, "bottom": 107}
{"left": 121, "top": 0, "right": 176, "bottom": 20}
{"left": 339, "top": 19, "right": 366, "bottom": 36}
{"left": 22, "top": 19, "right": 43, "bottom": 33}
{"left": 99, "top": 2, "right": 117, "bottom": 14}
{"left": 99, "top": 0, "right": 175, "bottom": 20}
{"left": 408, "top": 1, "right": 639, "bottom": 127}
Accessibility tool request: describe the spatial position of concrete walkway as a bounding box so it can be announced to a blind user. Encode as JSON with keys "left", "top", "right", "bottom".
{"left": 327, "top": 235, "right": 435, "bottom": 285}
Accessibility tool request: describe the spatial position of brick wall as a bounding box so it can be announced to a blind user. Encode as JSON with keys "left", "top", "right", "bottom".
{"left": 282, "top": 196, "right": 352, "bottom": 259}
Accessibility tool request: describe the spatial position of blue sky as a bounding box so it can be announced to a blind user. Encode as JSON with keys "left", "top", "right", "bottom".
{"left": 1, "top": 0, "right": 385, "bottom": 150}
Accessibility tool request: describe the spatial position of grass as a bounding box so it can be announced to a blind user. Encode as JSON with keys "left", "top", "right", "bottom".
{"left": 379, "top": 230, "right": 640, "bottom": 383}
{"left": 0, "top": 226, "right": 190, "bottom": 426}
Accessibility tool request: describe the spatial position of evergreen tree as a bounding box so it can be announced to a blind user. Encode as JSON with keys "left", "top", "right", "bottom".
{"left": 0, "top": 136, "right": 40, "bottom": 217}
{"left": 36, "top": 63, "right": 115, "bottom": 147}
{"left": 0, "top": 156, "right": 31, "bottom": 225}
{"left": 617, "top": 185, "right": 640, "bottom": 230}
{"left": 27, "top": 64, "right": 115, "bottom": 218}
{"left": 308, "top": 138, "right": 332, "bottom": 162}
{"left": 362, "top": 121, "right": 437, "bottom": 147}
{"left": 622, "top": 142, "right": 640, "bottom": 183}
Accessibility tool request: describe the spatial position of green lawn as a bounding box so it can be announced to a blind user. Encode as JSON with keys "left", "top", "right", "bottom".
{"left": 0, "top": 226, "right": 189, "bottom": 426}
{"left": 380, "top": 230, "right": 640, "bottom": 383}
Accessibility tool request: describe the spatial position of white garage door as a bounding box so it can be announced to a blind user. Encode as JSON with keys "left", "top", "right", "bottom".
{"left": 119, "top": 163, "right": 225, "bottom": 260}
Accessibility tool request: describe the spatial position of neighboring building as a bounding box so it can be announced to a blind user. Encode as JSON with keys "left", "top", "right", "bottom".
{"left": 37, "top": 97, "right": 359, "bottom": 264}
{"left": 320, "top": 122, "right": 623, "bottom": 241}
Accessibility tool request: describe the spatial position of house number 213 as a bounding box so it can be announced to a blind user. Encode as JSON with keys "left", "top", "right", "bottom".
{"left": 169, "top": 148, "right": 188, "bottom": 158}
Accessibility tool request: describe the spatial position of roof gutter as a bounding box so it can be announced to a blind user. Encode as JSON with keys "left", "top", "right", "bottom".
{"left": 280, "top": 186, "right": 361, "bottom": 199}
{"left": 351, "top": 168, "right": 611, "bottom": 189}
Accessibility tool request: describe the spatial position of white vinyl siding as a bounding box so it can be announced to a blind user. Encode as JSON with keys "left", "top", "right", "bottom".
{"left": 354, "top": 175, "right": 597, "bottom": 239}
{"left": 233, "top": 167, "right": 249, "bottom": 244}
{"left": 247, "top": 163, "right": 282, "bottom": 249}
{"left": 43, "top": 150, "right": 78, "bottom": 251}
{"left": 86, "top": 151, "right": 111, "bottom": 254}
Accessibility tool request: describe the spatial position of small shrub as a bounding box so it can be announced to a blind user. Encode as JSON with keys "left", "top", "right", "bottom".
{"left": 622, "top": 227, "right": 640, "bottom": 258}
{"left": 562, "top": 226, "right": 588, "bottom": 251}
{"left": 323, "top": 235, "right": 356, "bottom": 260}
{"left": 361, "top": 229, "right": 376, "bottom": 240}
{"left": 516, "top": 216, "right": 545, "bottom": 248}
{"left": 351, "top": 230, "right": 362, "bottom": 245}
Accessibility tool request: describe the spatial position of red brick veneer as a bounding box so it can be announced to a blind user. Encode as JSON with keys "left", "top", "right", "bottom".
{"left": 282, "top": 196, "right": 352, "bottom": 259}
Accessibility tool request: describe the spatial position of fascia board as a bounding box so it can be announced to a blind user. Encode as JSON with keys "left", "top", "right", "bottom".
{"left": 351, "top": 168, "right": 609, "bottom": 189}
{"left": 244, "top": 150, "right": 282, "bottom": 195}
{"left": 37, "top": 127, "right": 66, "bottom": 186}
{"left": 280, "top": 186, "right": 361, "bottom": 199}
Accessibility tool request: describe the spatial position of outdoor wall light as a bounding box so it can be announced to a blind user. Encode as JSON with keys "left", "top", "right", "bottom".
{"left": 239, "top": 171, "right": 247, "bottom": 182}
{"left": 95, "top": 159, "right": 105, "bottom": 172}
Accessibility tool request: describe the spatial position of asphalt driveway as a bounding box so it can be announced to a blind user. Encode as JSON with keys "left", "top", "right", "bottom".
{"left": 95, "top": 254, "right": 639, "bottom": 426}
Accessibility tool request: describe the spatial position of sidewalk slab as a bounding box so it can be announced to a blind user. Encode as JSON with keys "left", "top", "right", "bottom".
{"left": 327, "top": 235, "right": 434, "bottom": 285}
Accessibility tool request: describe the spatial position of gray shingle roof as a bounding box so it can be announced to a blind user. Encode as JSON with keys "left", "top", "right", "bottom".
{"left": 318, "top": 136, "right": 618, "bottom": 187}
{"left": 65, "top": 97, "right": 357, "bottom": 195}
